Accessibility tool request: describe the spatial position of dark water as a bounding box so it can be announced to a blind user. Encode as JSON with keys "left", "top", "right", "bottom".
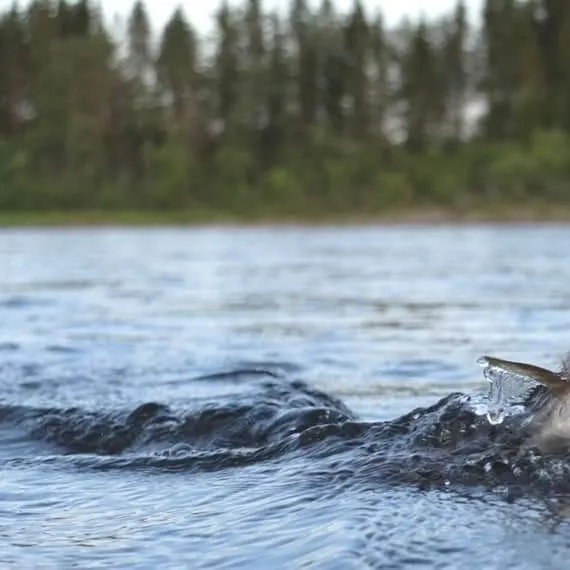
{"left": 1, "top": 225, "right": 570, "bottom": 569}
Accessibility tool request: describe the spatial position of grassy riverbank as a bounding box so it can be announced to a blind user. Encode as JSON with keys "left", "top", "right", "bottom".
{"left": 2, "top": 202, "right": 570, "bottom": 227}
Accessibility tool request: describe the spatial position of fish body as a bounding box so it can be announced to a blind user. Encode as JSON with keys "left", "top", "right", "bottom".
{"left": 478, "top": 355, "right": 570, "bottom": 453}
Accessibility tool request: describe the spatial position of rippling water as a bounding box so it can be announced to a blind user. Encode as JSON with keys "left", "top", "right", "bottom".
{"left": 2, "top": 224, "right": 570, "bottom": 569}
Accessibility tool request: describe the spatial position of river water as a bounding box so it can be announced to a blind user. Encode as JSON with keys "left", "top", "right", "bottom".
{"left": 1, "top": 224, "right": 570, "bottom": 569}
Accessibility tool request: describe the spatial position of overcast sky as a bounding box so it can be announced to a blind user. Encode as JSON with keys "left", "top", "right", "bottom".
{"left": 0, "top": 0, "right": 484, "bottom": 34}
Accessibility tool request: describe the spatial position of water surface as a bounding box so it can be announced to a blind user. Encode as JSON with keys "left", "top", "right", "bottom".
{"left": 1, "top": 224, "right": 570, "bottom": 568}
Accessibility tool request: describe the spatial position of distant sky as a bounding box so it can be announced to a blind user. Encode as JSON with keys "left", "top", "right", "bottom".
{"left": 0, "top": 0, "right": 485, "bottom": 35}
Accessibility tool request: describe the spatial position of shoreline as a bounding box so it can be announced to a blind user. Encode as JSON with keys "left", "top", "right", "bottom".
{"left": 2, "top": 206, "right": 570, "bottom": 227}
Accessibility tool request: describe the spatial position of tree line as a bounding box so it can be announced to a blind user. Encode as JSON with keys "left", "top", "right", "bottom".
{"left": 1, "top": 0, "right": 570, "bottom": 216}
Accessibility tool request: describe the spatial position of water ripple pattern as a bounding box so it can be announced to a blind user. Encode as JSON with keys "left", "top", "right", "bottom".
{"left": 1, "top": 225, "right": 570, "bottom": 568}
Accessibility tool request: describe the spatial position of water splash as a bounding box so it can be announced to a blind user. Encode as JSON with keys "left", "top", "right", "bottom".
{"left": 477, "top": 356, "right": 542, "bottom": 425}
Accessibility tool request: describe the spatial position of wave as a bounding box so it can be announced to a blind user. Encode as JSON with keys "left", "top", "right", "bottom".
{"left": 1, "top": 369, "right": 568, "bottom": 495}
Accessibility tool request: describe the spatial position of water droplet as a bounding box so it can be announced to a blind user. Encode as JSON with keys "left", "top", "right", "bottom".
{"left": 487, "top": 408, "right": 505, "bottom": 425}
{"left": 477, "top": 356, "right": 540, "bottom": 426}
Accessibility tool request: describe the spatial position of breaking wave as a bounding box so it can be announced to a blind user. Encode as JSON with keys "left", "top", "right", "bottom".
{"left": 1, "top": 369, "right": 569, "bottom": 497}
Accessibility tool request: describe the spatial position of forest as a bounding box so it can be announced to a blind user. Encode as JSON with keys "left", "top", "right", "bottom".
{"left": 2, "top": 0, "right": 570, "bottom": 219}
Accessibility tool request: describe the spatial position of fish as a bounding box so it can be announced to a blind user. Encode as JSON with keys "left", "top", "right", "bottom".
{"left": 478, "top": 355, "right": 570, "bottom": 453}
{"left": 478, "top": 356, "right": 568, "bottom": 390}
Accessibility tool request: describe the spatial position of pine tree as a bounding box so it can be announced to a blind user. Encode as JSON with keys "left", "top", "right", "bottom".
{"left": 368, "top": 14, "right": 389, "bottom": 137}
{"left": 56, "top": 0, "right": 73, "bottom": 37}
{"left": 70, "top": 0, "right": 91, "bottom": 37}
{"left": 344, "top": 0, "right": 369, "bottom": 137}
{"left": 242, "top": 0, "right": 266, "bottom": 128}
{"left": 290, "top": 0, "right": 318, "bottom": 128}
{"left": 442, "top": 1, "right": 468, "bottom": 141}
{"left": 400, "top": 20, "right": 445, "bottom": 150}
{"left": 27, "top": 0, "right": 58, "bottom": 83}
{"left": 259, "top": 10, "right": 289, "bottom": 165}
{"left": 517, "top": 2, "right": 545, "bottom": 135}
{"left": 266, "top": 11, "right": 288, "bottom": 131}
{"left": 214, "top": 1, "right": 240, "bottom": 129}
{"left": 127, "top": 1, "right": 151, "bottom": 83}
{"left": 535, "top": 0, "right": 570, "bottom": 127}
{"left": 156, "top": 8, "right": 197, "bottom": 119}
{"left": 558, "top": 0, "right": 570, "bottom": 130}
{"left": 319, "top": 0, "right": 345, "bottom": 132}
{"left": 0, "top": 6, "right": 28, "bottom": 137}
{"left": 481, "top": 0, "right": 521, "bottom": 138}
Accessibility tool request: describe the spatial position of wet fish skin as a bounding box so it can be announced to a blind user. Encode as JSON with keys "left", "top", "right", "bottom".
{"left": 478, "top": 355, "right": 570, "bottom": 454}
{"left": 477, "top": 355, "right": 568, "bottom": 391}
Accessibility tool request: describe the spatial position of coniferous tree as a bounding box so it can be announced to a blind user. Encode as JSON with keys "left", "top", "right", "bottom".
{"left": 56, "top": 0, "right": 73, "bottom": 37}
{"left": 558, "top": 0, "right": 570, "bottom": 130}
{"left": 318, "top": 0, "right": 345, "bottom": 132}
{"left": 71, "top": 0, "right": 92, "bottom": 36}
{"left": 401, "top": 20, "right": 444, "bottom": 150}
{"left": 1, "top": 0, "right": 570, "bottom": 213}
{"left": 127, "top": 0, "right": 151, "bottom": 83}
{"left": 368, "top": 13, "right": 389, "bottom": 137}
{"left": 214, "top": 1, "right": 240, "bottom": 131}
{"left": 290, "top": 0, "right": 318, "bottom": 129}
{"left": 442, "top": 1, "right": 468, "bottom": 141}
{"left": 242, "top": 0, "right": 266, "bottom": 129}
{"left": 0, "top": 7, "right": 27, "bottom": 137}
{"left": 344, "top": 0, "right": 369, "bottom": 137}
{"left": 27, "top": 0, "right": 58, "bottom": 87}
{"left": 517, "top": 2, "right": 545, "bottom": 136}
{"left": 156, "top": 8, "right": 197, "bottom": 119}
{"left": 481, "top": 0, "right": 523, "bottom": 138}
{"left": 266, "top": 11, "right": 288, "bottom": 134}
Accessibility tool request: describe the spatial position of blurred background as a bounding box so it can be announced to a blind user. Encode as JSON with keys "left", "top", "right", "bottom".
{"left": 1, "top": 0, "right": 568, "bottom": 220}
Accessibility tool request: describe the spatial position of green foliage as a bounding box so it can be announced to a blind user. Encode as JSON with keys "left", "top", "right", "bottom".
{"left": 1, "top": 0, "right": 570, "bottom": 218}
